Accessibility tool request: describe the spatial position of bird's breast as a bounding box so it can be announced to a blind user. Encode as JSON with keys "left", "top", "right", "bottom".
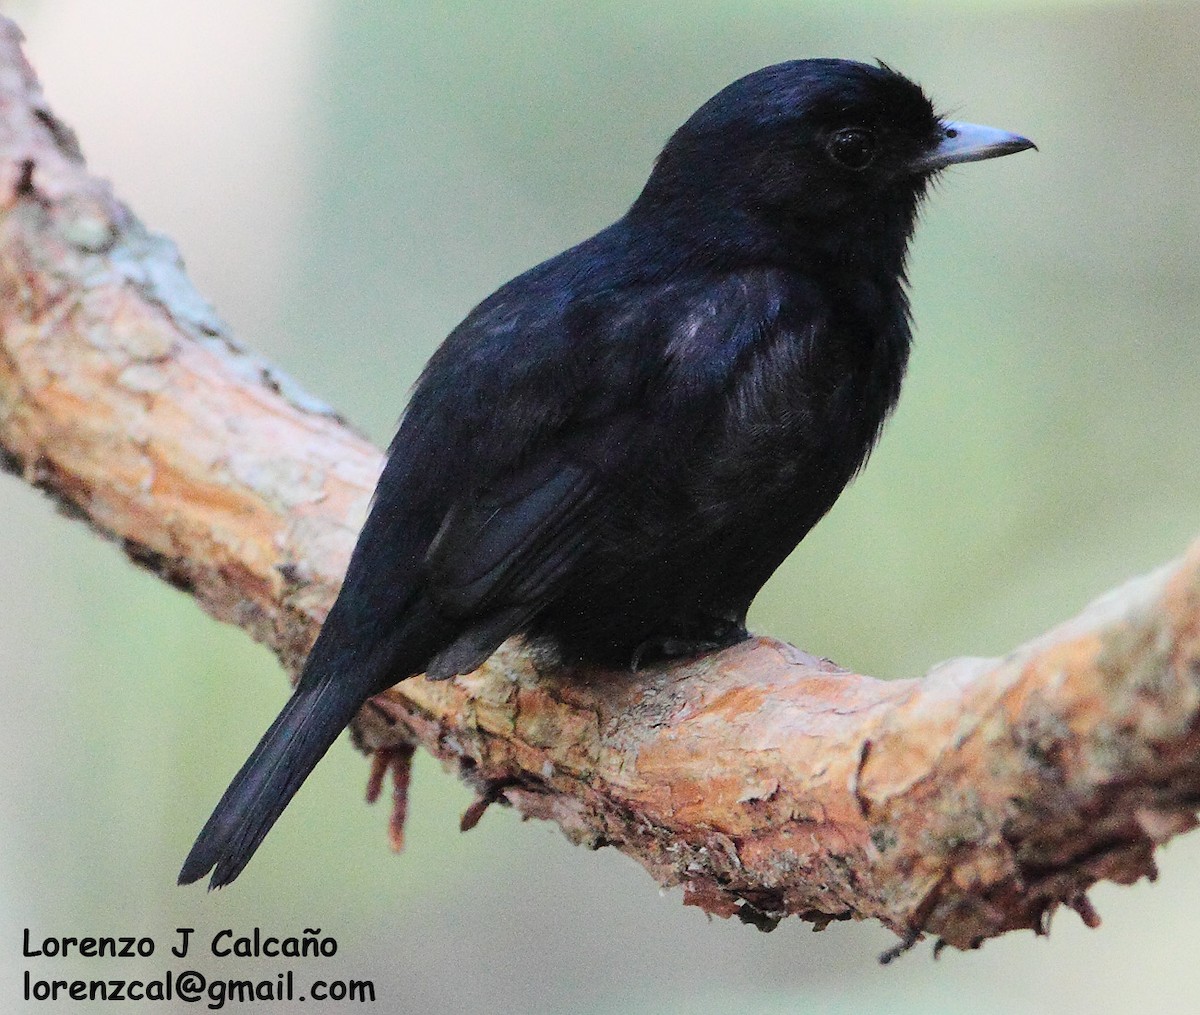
{"left": 673, "top": 282, "right": 911, "bottom": 594}
{"left": 720, "top": 286, "right": 907, "bottom": 475}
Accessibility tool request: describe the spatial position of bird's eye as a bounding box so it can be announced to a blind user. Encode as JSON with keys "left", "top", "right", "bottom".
{"left": 827, "top": 128, "right": 877, "bottom": 171}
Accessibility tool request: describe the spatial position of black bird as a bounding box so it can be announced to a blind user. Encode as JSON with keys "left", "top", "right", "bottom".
{"left": 180, "top": 59, "right": 1033, "bottom": 889}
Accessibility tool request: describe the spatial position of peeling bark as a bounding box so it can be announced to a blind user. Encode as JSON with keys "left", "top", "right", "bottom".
{"left": 1, "top": 16, "right": 1198, "bottom": 955}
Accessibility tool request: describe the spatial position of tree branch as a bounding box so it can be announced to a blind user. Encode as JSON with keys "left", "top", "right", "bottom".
{"left": 2, "top": 16, "right": 1198, "bottom": 955}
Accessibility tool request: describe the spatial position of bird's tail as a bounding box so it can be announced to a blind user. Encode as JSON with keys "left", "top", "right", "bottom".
{"left": 177, "top": 670, "right": 367, "bottom": 890}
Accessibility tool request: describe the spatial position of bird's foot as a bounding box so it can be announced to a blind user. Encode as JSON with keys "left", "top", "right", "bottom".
{"left": 629, "top": 617, "right": 749, "bottom": 671}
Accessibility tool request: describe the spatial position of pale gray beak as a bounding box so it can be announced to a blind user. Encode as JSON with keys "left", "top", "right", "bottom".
{"left": 915, "top": 120, "right": 1036, "bottom": 171}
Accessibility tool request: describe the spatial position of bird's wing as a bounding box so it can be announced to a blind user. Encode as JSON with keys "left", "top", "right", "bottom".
{"left": 416, "top": 423, "right": 627, "bottom": 679}
{"left": 422, "top": 423, "right": 626, "bottom": 619}
{"left": 379, "top": 258, "right": 795, "bottom": 678}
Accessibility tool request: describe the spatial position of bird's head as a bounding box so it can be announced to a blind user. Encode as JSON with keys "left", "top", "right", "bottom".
{"left": 631, "top": 59, "right": 1034, "bottom": 267}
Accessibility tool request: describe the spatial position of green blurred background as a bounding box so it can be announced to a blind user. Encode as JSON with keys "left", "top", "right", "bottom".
{"left": 3, "top": 1, "right": 1199, "bottom": 1012}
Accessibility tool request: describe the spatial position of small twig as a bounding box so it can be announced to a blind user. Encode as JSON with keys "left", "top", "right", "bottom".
{"left": 366, "top": 742, "right": 417, "bottom": 852}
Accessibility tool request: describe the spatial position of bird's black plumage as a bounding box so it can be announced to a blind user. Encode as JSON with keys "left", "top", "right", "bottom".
{"left": 180, "top": 59, "right": 1033, "bottom": 888}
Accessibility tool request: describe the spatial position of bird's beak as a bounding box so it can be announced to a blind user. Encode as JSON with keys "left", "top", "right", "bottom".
{"left": 915, "top": 121, "right": 1036, "bottom": 171}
